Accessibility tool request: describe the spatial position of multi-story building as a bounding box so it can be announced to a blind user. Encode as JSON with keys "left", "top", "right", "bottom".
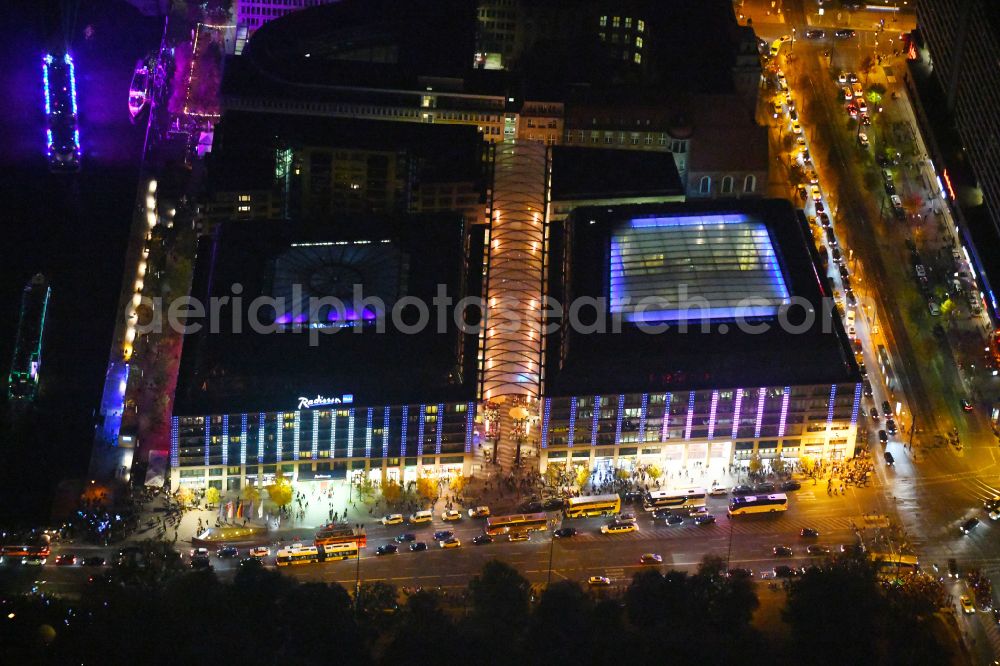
{"left": 232, "top": 0, "right": 340, "bottom": 54}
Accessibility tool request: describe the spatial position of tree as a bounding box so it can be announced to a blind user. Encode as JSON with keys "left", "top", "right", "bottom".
{"left": 381, "top": 478, "right": 402, "bottom": 506}
{"left": 356, "top": 580, "right": 398, "bottom": 623}
{"left": 747, "top": 453, "right": 763, "bottom": 477}
{"left": 265, "top": 472, "right": 293, "bottom": 509}
{"left": 242, "top": 483, "right": 260, "bottom": 503}
{"left": 544, "top": 463, "right": 563, "bottom": 488}
{"left": 449, "top": 475, "right": 469, "bottom": 495}
{"left": 383, "top": 590, "right": 454, "bottom": 665}
{"left": 356, "top": 477, "right": 377, "bottom": 504}
{"left": 646, "top": 464, "right": 663, "bottom": 480}
{"left": 523, "top": 581, "right": 593, "bottom": 664}
{"left": 770, "top": 456, "right": 787, "bottom": 476}
{"left": 469, "top": 559, "right": 531, "bottom": 632}
{"left": 575, "top": 465, "right": 591, "bottom": 489}
{"left": 204, "top": 486, "right": 220, "bottom": 507}
{"left": 416, "top": 476, "right": 438, "bottom": 505}
{"left": 175, "top": 486, "right": 194, "bottom": 507}
{"left": 615, "top": 468, "right": 631, "bottom": 482}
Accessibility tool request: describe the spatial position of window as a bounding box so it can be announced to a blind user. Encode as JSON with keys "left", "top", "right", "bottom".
{"left": 625, "top": 17, "right": 632, "bottom": 28}
{"left": 635, "top": 37, "right": 643, "bottom": 49}
{"left": 634, "top": 52, "right": 642, "bottom": 64}
{"left": 721, "top": 176, "right": 734, "bottom": 194}
{"left": 238, "top": 194, "right": 251, "bottom": 202}
{"left": 599, "top": 15, "right": 607, "bottom": 26}
{"left": 238, "top": 205, "right": 250, "bottom": 212}
{"left": 744, "top": 175, "right": 757, "bottom": 193}
{"left": 638, "top": 19, "right": 645, "bottom": 32}
{"left": 699, "top": 176, "right": 711, "bottom": 194}
{"left": 612, "top": 16, "right": 620, "bottom": 27}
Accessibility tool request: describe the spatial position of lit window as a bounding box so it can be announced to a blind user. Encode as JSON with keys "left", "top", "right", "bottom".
{"left": 612, "top": 16, "right": 620, "bottom": 27}
{"left": 634, "top": 52, "right": 642, "bottom": 64}
{"left": 238, "top": 194, "right": 251, "bottom": 202}
{"left": 599, "top": 15, "right": 607, "bottom": 26}
{"left": 636, "top": 37, "right": 643, "bottom": 49}
{"left": 638, "top": 19, "right": 645, "bottom": 32}
{"left": 599, "top": 32, "right": 605, "bottom": 41}
{"left": 625, "top": 17, "right": 632, "bottom": 28}
{"left": 238, "top": 205, "right": 250, "bottom": 212}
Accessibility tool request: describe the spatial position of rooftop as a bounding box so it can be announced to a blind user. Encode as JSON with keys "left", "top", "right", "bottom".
{"left": 549, "top": 146, "right": 684, "bottom": 202}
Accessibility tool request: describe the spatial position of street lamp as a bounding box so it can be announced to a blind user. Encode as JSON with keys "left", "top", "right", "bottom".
{"left": 354, "top": 522, "right": 363, "bottom": 613}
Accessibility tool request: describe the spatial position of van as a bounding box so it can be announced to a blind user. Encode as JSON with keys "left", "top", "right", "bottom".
{"left": 408, "top": 510, "right": 433, "bottom": 524}
{"left": 852, "top": 82, "right": 863, "bottom": 97}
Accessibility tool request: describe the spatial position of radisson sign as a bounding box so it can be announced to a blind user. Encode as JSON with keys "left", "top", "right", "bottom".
{"left": 297, "top": 394, "right": 354, "bottom": 410}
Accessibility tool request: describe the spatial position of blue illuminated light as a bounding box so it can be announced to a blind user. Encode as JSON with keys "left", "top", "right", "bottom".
{"left": 240, "top": 413, "right": 248, "bottom": 465}
{"left": 364, "top": 408, "right": 373, "bottom": 458}
{"left": 400, "top": 406, "right": 409, "bottom": 457}
{"left": 383, "top": 407, "right": 390, "bottom": 458}
{"left": 638, "top": 393, "right": 649, "bottom": 442}
{"left": 170, "top": 417, "right": 179, "bottom": 467}
{"left": 754, "top": 389, "right": 767, "bottom": 439}
{"left": 464, "top": 402, "right": 475, "bottom": 453}
{"left": 707, "top": 391, "right": 720, "bottom": 440}
{"left": 346, "top": 408, "right": 356, "bottom": 457}
{"left": 850, "top": 383, "right": 862, "bottom": 426}
{"left": 42, "top": 57, "right": 51, "bottom": 115}
{"left": 614, "top": 394, "right": 625, "bottom": 444}
{"left": 204, "top": 417, "right": 211, "bottom": 466}
{"left": 567, "top": 397, "right": 578, "bottom": 448}
{"left": 417, "top": 406, "right": 426, "bottom": 456}
{"left": 590, "top": 396, "right": 601, "bottom": 446}
{"left": 731, "top": 388, "right": 744, "bottom": 439}
{"left": 435, "top": 403, "right": 444, "bottom": 454}
{"left": 276, "top": 412, "right": 284, "bottom": 462}
{"left": 258, "top": 413, "right": 265, "bottom": 463}
{"left": 311, "top": 410, "right": 319, "bottom": 457}
{"left": 684, "top": 392, "right": 696, "bottom": 440}
{"left": 540, "top": 398, "right": 552, "bottom": 449}
{"left": 827, "top": 385, "right": 838, "bottom": 425}
{"left": 221, "top": 415, "right": 229, "bottom": 466}
{"left": 330, "top": 410, "right": 338, "bottom": 459}
{"left": 660, "top": 393, "right": 671, "bottom": 441}
{"left": 777, "top": 387, "right": 791, "bottom": 437}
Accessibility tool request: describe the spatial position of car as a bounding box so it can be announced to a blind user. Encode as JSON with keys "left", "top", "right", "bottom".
{"left": 789, "top": 108, "right": 799, "bottom": 122}
{"left": 832, "top": 247, "right": 843, "bottom": 264}
{"left": 376, "top": 543, "right": 398, "bottom": 556}
{"left": 886, "top": 419, "right": 897, "bottom": 435}
{"left": 755, "top": 482, "right": 776, "bottom": 493}
{"left": 791, "top": 120, "right": 802, "bottom": 134}
{"left": 653, "top": 509, "right": 675, "bottom": 520}
{"left": 55, "top": 554, "right": 77, "bottom": 566}
{"left": 985, "top": 496, "right": 1000, "bottom": 511}
{"left": 948, "top": 559, "right": 959, "bottom": 578}
{"left": 666, "top": 514, "right": 684, "bottom": 526}
{"left": 927, "top": 299, "right": 941, "bottom": 316}
{"left": 217, "top": 546, "right": 239, "bottom": 559}
{"left": 838, "top": 71, "right": 848, "bottom": 84}
{"left": 601, "top": 522, "right": 637, "bottom": 534}
{"left": 441, "top": 509, "right": 462, "bottom": 522}
{"left": 773, "top": 100, "right": 783, "bottom": 118}
{"left": 616, "top": 512, "right": 638, "bottom": 524}
{"left": 472, "top": 534, "right": 494, "bottom": 545}
{"left": 88, "top": 572, "right": 114, "bottom": 586}
{"left": 381, "top": 514, "right": 404, "bottom": 526}
{"left": 732, "top": 484, "right": 755, "bottom": 496}
{"left": 780, "top": 480, "right": 801, "bottom": 491}
{"left": 551, "top": 527, "right": 577, "bottom": 539}
{"left": 890, "top": 194, "right": 903, "bottom": 210}
{"left": 818, "top": 212, "right": 831, "bottom": 228}
{"left": 841, "top": 543, "right": 865, "bottom": 556}
{"left": 885, "top": 451, "right": 895, "bottom": 466}
{"left": 960, "top": 518, "right": 980, "bottom": 535}
{"left": 884, "top": 180, "right": 896, "bottom": 196}
{"left": 842, "top": 86, "right": 854, "bottom": 101}
{"left": 878, "top": 430, "right": 888, "bottom": 444}
{"left": 858, "top": 132, "right": 869, "bottom": 149}
{"left": 508, "top": 532, "right": 530, "bottom": 542}
{"left": 857, "top": 361, "right": 866, "bottom": 377}
{"left": 588, "top": 575, "right": 611, "bottom": 586}
{"left": 773, "top": 546, "right": 793, "bottom": 557}
{"left": 961, "top": 399, "right": 974, "bottom": 412}
{"left": 249, "top": 546, "right": 270, "bottom": 559}
{"left": 882, "top": 400, "right": 892, "bottom": 415}
{"left": 394, "top": 533, "right": 417, "bottom": 543}
{"left": 239, "top": 557, "right": 263, "bottom": 569}
{"left": 776, "top": 70, "right": 788, "bottom": 90}
{"left": 709, "top": 487, "right": 729, "bottom": 496}
{"left": 191, "top": 556, "right": 212, "bottom": 570}
{"left": 640, "top": 553, "right": 663, "bottom": 565}
{"left": 624, "top": 491, "right": 645, "bottom": 504}
{"left": 961, "top": 595, "right": 976, "bottom": 614}
{"left": 774, "top": 565, "right": 803, "bottom": 578}
{"left": 810, "top": 184, "right": 822, "bottom": 202}
{"left": 688, "top": 506, "right": 709, "bottom": 517}
{"left": 861, "top": 113, "right": 871, "bottom": 126}
{"left": 769, "top": 40, "right": 781, "bottom": 57}
{"left": 82, "top": 556, "right": 106, "bottom": 567}
{"left": 835, "top": 28, "right": 857, "bottom": 39}
{"left": 800, "top": 528, "right": 820, "bottom": 538}
{"left": 727, "top": 568, "right": 753, "bottom": 579}
{"left": 993, "top": 607, "right": 1000, "bottom": 625}
{"left": 805, "top": 29, "right": 825, "bottom": 39}
{"left": 807, "top": 545, "right": 831, "bottom": 555}
{"left": 857, "top": 100, "right": 868, "bottom": 114}
{"left": 432, "top": 530, "right": 454, "bottom": 541}
{"left": 543, "top": 498, "right": 565, "bottom": 510}
{"left": 410, "top": 541, "right": 428, "bottom": 552}
{"left": 190, "top": 547, "right": 210, "bottom": 558}
{"left": 796, "top": 183, "right": 808, "bottom": 201}
{"left": 409, "top": 511, "right": 433, "bottom": 524}
{"left": 440, "top": 537, "right": 461, "bottom": 549}
{"left": 468, "top": 506, "right": 491, "bottom": 518}
{"left": 825, "top": 227, "right": 838, "bottom": 248}
{"left": 694, "top": 514, "right": 716, "bottom": 526}
{"left": 848, "top": 72, "right": 859, "bottom": 83}
{"left": 846, "top": 103, "right": 859, "bottom": 118}
{"left": 870, "top": 407, "right": 880, "bottom": 422}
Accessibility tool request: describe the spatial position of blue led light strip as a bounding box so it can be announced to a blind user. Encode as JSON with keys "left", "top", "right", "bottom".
{"left": 660, "top": 393, "right": 671, "bottom": 441}
{"left": 827, "top": 384, "right": 838, "bottom": 425}
{"left": 292, "top": 412, "right": 301, "bottom": 460}
{"left": 684, "top": 392, "right": 696, "bottom": 440}
{"left": 638, "top": 393, "right": 649, "bottom": 443}
{"left": 707, "top": 391, "right": 719, "bottom": 440}
{"left": 365, "top": 408, "right": 373, "bottom": 458}
{"left": 567, "top": 397, "right": 578, "bottom": 448}
{"left": 221, "top": 415, "right": 229, "bottom": 466}
{"left": 170, "top": 417, "right": 179, "bottom": 467}
{"left": 435, "top": 403, "right": 444, "bottom": 454}
{"left": 383, "top": 407, "right": 390, "bottom": 458}
{"left": 312, "top": 410, "right": 319, "bottom": 457}
{"left": 464, "top": 402, "right": 475, "bottom": 453}
{"left": 590, "top": 396, "right": 600, "bottom": 446}
{"left": 275, "top": 412, "right": 284, "bottom": 462}
{"left": 400, "top": 406, "right": 409, "bottom": 457}
{"left": 777, "top": 387, "right": 791, "bottom": 437}
{"left": 754, "top": 389, "right": 767, "bottom": 439}
{"left": 240, "top": 414, "right": 248, "bottom": 465}
{"left": 540, "top": 398, "right": 551, "bottom": 449}
{"left": 732, "top": 389, "right": 744, "bottom": 439}
{"left": 257, "top": 413, "right": 265, "bottom": 463}
{"left": 346, "top": 409, "right": 355, "bottom": 458}
{"left": 204, "top": 417, "right": 211, "bottom": 466}
{"left": 614, "top": 394, "right": 626, "bottom": 444}
{"left": 330, "top": 410, "right": 337, "bottom": 459}
{"left": 850, "top": 383, "right": 863, "bottom": 426}
{"left": 417, "top": 406, "right": 426, "bottom": 457}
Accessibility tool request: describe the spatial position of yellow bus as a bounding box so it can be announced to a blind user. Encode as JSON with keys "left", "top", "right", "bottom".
{"left": 275, "top": 544, "right": 320, "bottom": 566}
{"left": 322, "top": 543, "right": 360, "bottom": 561}
{"left": 485, "top": 512, "right": 548, "bottom": 536}
{"left": 564, "top": 494, "right": 621, "bottom": 518}
{"left": 870, "top": 552, "right": 919, "bottom": 579}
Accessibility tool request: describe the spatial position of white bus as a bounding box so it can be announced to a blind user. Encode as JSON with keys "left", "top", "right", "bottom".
{"left": 727, "top": 493, "right": 789, "bottom": 516}
{"left": 564, "top": 494, "right": 621, "bottom": 518}
{"left": 275, "top": 544, "right": 321, "bottom": 566}
{"left": 643, "top": 488, "right": 707, "bottom": 512}
{"left": 322, "top": 543, "right": 360, "bottom": 561}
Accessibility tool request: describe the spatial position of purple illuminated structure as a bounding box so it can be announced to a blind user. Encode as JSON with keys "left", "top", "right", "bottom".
{"left": 42, "top": 53, "right": 81, "bottom": 172}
